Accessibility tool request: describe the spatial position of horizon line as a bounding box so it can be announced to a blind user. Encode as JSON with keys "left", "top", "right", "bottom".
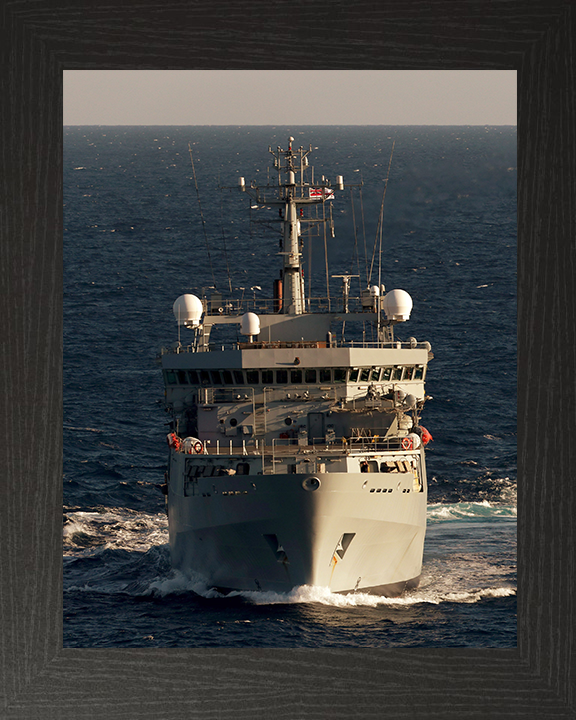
{"left": 63, "top": 123, "right": 518, "bottom": 127}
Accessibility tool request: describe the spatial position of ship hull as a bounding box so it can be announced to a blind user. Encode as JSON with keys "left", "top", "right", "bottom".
{"left": 167, "top": 465, "right": 426, "bottom": 595}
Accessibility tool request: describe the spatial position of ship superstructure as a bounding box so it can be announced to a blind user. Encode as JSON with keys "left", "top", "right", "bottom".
{"left": 160, "top": 138, "right": 433, "bottom": 595}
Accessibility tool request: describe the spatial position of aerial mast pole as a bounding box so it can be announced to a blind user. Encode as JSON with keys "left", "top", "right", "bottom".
{"left": 282, "top": 137, "right": 304, "bottom": 314}
{"left": 259, "top": 139, "right": 346, "bottom": 316}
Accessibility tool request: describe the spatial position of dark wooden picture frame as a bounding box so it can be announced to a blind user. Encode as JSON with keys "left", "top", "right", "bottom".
{"left": 1, "top": 1, "right": 574, "bottom": 717}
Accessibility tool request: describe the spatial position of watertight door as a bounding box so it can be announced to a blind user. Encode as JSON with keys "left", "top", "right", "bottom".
{"left": 308, "top": 412, "right": 325, "bottom": 444}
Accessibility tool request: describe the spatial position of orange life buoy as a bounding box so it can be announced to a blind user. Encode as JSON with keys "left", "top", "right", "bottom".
{"left": 193, "top": 440, "right": 203, "bottom": 454}
{"left": 401, "top": 437, "right": 413, "bottom": 450}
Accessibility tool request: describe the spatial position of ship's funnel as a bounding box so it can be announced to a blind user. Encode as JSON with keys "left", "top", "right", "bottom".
{"left": 173, "top": 294, "right": 203, "bottom": 327}
{"left": 383, "top": 289, "right": 413, "bottom": 321}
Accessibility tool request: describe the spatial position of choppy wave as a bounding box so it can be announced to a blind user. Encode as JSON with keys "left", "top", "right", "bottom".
{"left": 64, "top": 424, "right": 104, "bottom": 433}
{"left": 427, "top": 500, "right": 516, "bottom": 522}
{"left": 63, "top": 508, "right": 168, "bottom": 556}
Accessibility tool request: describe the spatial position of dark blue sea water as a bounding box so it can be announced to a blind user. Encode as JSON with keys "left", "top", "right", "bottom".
{"left": 63, "top": 126, "right": 517, "bottom": 647}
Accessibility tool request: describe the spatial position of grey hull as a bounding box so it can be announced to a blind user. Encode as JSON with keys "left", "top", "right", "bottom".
{"left": 168, "top": 467, "right": 427, "bottom": 594}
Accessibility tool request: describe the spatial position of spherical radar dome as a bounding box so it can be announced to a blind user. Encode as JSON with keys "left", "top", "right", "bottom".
{"left": 241, "top": 312, "right": 260, "bottom": 336}
{"left": 383, "top": 289, "right": 413, "bottom": 321}
{"left": 173, "top": 294, "right": 203, "bottom": 326}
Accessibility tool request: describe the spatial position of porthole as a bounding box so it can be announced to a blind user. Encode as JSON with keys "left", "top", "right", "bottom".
{"left": 284, "top": 417, "right": 293, "bottom": 426}
{"left": 230, "top": 418, "right": 238, "bottom": 427}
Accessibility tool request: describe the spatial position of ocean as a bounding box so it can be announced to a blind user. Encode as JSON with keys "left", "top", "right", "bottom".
{"left": 63, "top": 125, "right": 517, "bottom": 648}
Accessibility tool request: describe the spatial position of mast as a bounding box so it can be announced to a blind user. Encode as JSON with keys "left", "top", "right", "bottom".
{"left": 281, "top": 137, "right": 304, "bottom": 314}
{"left": 269, "top": 138, "right": 339, "bottom": 315}
{"left": 238, "top": 137, "right": 348, "bottom": 316}
{"left": 270, "top": 137, "right": 309, "bottom": 315}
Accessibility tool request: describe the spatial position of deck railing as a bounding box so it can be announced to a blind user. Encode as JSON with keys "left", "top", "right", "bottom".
{"left": 184, "top": 435, "right": 406, "bottom": 457}
{"left": 178, "top": 435, "right": 415, "bottom": 476}
{"left": 162, "top": 338, "right": 431, "bottom": 355}
{"left": 205, "top": 295, "right": 364, "bottom": 315}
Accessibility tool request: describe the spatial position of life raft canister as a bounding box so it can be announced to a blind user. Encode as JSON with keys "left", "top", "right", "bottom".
{"left": 420, "top": 426, "right": 433, "bottom": 445}
{"left": 181, "top": 437, "right": 204, "bottom": 454}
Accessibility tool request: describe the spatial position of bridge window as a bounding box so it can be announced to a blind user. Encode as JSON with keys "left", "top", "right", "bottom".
{"left": 291, "top": 369, "right": 302, "bottom": 383}
{"left": 381, "top": 367, "right": 392, "bottom": 381}
{"left": 334, "top": 368, "right": 346, "bottom": 383}
{"left": 391, "top": 366, "right": 402, "bottom": 381}
{"left": 402, "top": 367, "right": 414, "bottom": 381}
{"left": 319, "top": 368, "right": 331, "bottom": 383}
{"left": 222, "top": 370, "right": 233, "bottom": 384}
{"left": 359, "top": 368, "right": 370, "bottom": 382}
{"left": 177, "top": 370, "right": 188, "bottom": 384}
{"left": 349, "top": 368, "right": 359, "bottom": 382}
{"left": 276, "top": 369, "right": 288, "bottom": 384}
{"left": 246, "top": 370, "right": 259, "bottom": 384}
{"left": 414, "top": 365, "right": 425, "bottom": 380}
{"left": 370, "top": 368, "right": 381, "bottom": 382}
{"left": 210, "top": 370, "right": 223, "bottom": 384}
{"left": 261, "top": 369, "right": 273, "bottom": 384}
{"left": 187, "top": 370, "right": 199, "bottom": 384}
{"left": 233, "top": 370, "right": 244, "bottom": 385}
{"left": 164, "top": 370, "right": 177, "bottom": 385}
{"left": 200, "top": 370, "right": 211, "bottom": 385}
{"left": 305, "top": 369, "right": 317, "bottom": 383}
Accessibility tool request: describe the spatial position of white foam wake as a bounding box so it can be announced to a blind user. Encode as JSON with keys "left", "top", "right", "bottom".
{"left": 143, "top": 572, "right": 516, "bottom": 607}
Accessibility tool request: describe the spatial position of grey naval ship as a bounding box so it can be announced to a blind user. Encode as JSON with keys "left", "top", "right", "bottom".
{"left": 160, "top": 138, "right": 433, "bottom": 595}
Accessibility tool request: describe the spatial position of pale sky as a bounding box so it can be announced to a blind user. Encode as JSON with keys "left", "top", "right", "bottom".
{"left": 63, "top": 70, "right": 516, "bottom": 125}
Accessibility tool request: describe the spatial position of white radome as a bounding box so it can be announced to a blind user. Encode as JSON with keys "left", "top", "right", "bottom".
{"left": 241, "top": 312, "right": 261, "bottom": 336}
{"left": 383, "top": 289, "right": 413, "bottom": 321}
{"left": 173, "top": 294, "right": 203, "bottom": 326}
